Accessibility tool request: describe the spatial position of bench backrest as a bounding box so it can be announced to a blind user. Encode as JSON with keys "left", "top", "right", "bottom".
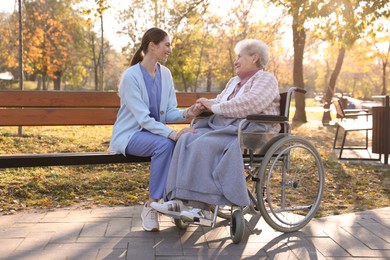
{"left": 0, "top": 91, "right": 218, "bottom": 126}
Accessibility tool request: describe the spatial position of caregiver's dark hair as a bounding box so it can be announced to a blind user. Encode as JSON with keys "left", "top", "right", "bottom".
{"left": 130, "top": 28, "right": 169, "bottom": 66}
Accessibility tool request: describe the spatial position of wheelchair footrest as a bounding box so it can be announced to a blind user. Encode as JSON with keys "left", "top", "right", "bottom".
{"left": 194, "top": 217, "right": 213, "bottom": 226}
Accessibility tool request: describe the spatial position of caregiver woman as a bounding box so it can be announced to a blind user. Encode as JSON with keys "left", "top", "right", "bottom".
{"left": 109, "top": 28, "right": 202, "bottom": 232}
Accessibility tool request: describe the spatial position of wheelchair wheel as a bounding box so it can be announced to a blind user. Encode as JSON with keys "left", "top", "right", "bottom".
{"left": 174, "top": 218, "right": 189, "bottom": 230}
{"left": 230, "top": 210, "right": 245, "bottom": 244}
{"left": 257, "top": 135, "right": 324, "bottom": 233}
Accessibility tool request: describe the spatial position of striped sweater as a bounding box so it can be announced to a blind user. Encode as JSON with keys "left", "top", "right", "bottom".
{"left": 211, "top": 70, "right": 280, "bottom": 119}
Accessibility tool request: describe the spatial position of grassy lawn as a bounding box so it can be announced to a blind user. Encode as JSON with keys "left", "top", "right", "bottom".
{"left": 0, "top": 108, "right": 389, "bottom": 217}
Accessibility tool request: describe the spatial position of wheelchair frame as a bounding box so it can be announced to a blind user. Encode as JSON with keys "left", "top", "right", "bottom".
{"left": 175, "top": 87, "right": 325, "bottom": 244}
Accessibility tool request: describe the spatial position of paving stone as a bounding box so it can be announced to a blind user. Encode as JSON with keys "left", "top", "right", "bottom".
{"left": 49, "top": 223, "right": 85, "bottom": 243}
{"left": 310, "top": 237, "right": 350, "bottom": 257}
{"left": 0, "top": 238, "right": 23, "bottom": 259}
{"left": 286, "top": 235, "right": 327, "bottom": 260}
{"left": 180, "top": 230, "right": 208, "bottom": 248}
{"left": 41, "top": 243, "right": 99, "bottom": 260}
{"left": 14, "top": 232, "right": 54, "bottom": 251}
{"left": 76, "top": 236, "right": 129, "bottom": 248}
{"left": 0, "top": 206, "right": 389, "bottom": 259}
{"left": 80, "top": 222, "right": 108, "bottom": 237}
{"left": 343, "top": 225, "right": 390, "bottom": 250}
{"left": 325, "top": 225, "right": 389, "bottom": 258}
{"left": 11, "top": 212, "right": 45, "bottom": 224}
{"left": 96, "top": 248, "right": 127, "bottom": 259}
{"left": 357, "top": 222, "right": 390, "bottom": 244}
{"left": 126, "top": 237, "right": 155, "bottom": 260}
{"left": 155, "top": 236, "right": 183, "bottom": 256}
{"left": 105, "top": 218, "right": 132, "bottom": 237}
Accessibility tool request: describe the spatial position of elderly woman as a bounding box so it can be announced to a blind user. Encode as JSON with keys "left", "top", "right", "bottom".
{"left": 151, "top": 39, "right": 280, "bottom": 221}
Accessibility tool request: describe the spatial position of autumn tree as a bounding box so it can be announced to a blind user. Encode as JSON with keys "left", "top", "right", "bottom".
{"left": 371, "top": 33, "right": 390, "bottom": 96}
{"left": 117, "top": 0, "right": 209, "bottom": 68}
{"left": 270, "top": 0, "right": 319, "bottom": 123}
{"left": 319, "top": 0, "right": 390, "bottom": 123}
{"left": 0, "top": 12, "right": 19, "bottom": 84}
{"left": 17, "top": 0, "right": 88, "bottom": 90}
{"left": 23, "top": 1, "right": 67, "bottom": 89}
{"left": 80, "top": 0, "right": 110, "bottom": 91}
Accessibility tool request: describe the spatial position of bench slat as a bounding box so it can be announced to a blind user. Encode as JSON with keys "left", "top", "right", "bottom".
{"left": 0, "top": 91, "right": 218, "bottom": 108}
{"left": 0, "top": 91, "right": 120, "bottom": 107}
{"left": 337, "top": 122, "right": 372, "bottom": 131}
{"left": 0, "top": 109, "right": 119, "bottom": 126}
{"left": 174, "top": 92, "right": 218, "bottom": 107}
{"left": 0, "top": 109, "right": 194, "bottom": 126}
{"left": 0, "top": 152, "right": 151, "bottom": 168}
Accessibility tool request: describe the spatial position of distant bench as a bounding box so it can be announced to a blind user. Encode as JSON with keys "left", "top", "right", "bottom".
{"left": 0, "top": 90, "right": 218, "bottom": 168}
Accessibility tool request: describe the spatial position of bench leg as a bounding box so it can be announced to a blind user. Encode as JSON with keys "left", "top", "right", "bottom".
{"left": 339, "top": 131, "right": 348, "bottom": 159}
{"left": 338, "top": 129, "right": 381, "bottom": 161}
{"left": 365, "top": 129, "right": 368, "bottom": 149}
{"left": 333, "top": 124, "right": 340, "bottom": 149}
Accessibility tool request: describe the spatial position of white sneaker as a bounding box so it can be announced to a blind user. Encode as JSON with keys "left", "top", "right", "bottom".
{"left": 151, "top": 200, "right": 189, "bottom": 218}
{"left": 141, "top": 204, "right": 159, "bottom": 232}
{"left": 180, "top": 208, "right": 211, "bottom": 223}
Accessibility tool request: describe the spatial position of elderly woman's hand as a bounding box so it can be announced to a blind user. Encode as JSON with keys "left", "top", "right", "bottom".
{"left": 197, "top": 98, "right": 213, "bottom": 111}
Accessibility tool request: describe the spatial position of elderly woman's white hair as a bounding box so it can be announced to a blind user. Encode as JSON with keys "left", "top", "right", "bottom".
{"left": 234, "top": 39, "right": 269, "bottom": 70}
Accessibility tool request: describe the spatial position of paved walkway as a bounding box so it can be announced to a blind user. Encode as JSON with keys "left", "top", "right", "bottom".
{"left": 0, "top": 206, "right": 389, "bottom": 259}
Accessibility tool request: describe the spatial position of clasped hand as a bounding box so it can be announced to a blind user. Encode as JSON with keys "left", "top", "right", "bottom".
{"left": 186, "top": 98, "right": 212, "bottom": 117}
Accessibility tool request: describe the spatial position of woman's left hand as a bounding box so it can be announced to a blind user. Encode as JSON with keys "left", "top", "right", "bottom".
{"left": 187, "top": 103, "right": 206, "bottom": 117}
{"left": 177, "top": 127, "right": 196, "bottom": 140}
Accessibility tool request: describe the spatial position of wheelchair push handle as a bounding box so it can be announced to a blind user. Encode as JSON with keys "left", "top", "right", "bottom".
{"left": 293, "top": 87, "right": 306, "bottom": 94}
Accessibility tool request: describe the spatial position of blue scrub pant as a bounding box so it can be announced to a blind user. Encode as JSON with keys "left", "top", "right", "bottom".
{"left": 125, "top": 131, "right": 175, "bottom": 200}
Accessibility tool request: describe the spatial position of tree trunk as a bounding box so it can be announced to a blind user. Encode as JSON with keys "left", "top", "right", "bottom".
{"left": 194, "top": 44, "right": 204, "bottom": 92}
{"left": 37, "top": 76, "right": 42, "bottom": 90}
{"left": 100, "top": 13, "right": 104, "bottom": 91}
{"left": 91, "top": 33, "right": 99, "bottom": 90}
{"left": 18, "top": 0, "right": 23, "bottom": 91}
{"left": 292, "top": 14, "right": 307, "bottom": 123}
{"left": 206, "top": 65, "right": 212, "bottom": 92}
{"left": 322, "top": 47, "right": 346, "bottom": 124}
{"left": 53, "top": 71, "right": 61, "bottom": 90}
{"left": 18, "top": 0, "right": 23, "bottom": 137}
{"left": 382, "top": 60, "right": 387, "bottom": 95}
{"left": 42, "top": 74, "right": 47, "bottom": 90}
{"left": 181, "top": 72, "right": 188, "bottom": 92}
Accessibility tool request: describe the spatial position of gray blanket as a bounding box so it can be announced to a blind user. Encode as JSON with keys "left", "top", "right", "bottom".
{"left": 165, "top": 114, "right": 272, "bottom": 207}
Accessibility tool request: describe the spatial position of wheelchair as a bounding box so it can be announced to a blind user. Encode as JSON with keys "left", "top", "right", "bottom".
{"left": 173, "top": 87, "right": 325, "bottom": 244}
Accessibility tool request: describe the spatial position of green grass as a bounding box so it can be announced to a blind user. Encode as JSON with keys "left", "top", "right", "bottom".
{"left": 0, "top": 113, "right": 389, "bottom": 217}
{"left": 291, "top": 112, "right": 390, "bottom": 217}
{"left": 290, "top": 98, "right": 319, "bottom": 107}
{"left": 3, "top": 81, "right": 37, "bottom": 90}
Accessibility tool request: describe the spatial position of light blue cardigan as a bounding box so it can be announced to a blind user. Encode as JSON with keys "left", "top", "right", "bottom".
{"left": 109, "top": 63, "right": 186, "bottom": 155}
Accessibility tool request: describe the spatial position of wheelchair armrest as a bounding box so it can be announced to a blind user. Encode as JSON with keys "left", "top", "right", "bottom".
{"left": 246, "top": 114, "right": 289, "bottom": 123}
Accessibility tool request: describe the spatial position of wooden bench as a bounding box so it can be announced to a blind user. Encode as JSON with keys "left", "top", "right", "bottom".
{"left": 332, "top": 98, "right": 379, "bottom": 160}
{"left": 0, "top": 90, "right": 218, "bottom": 168}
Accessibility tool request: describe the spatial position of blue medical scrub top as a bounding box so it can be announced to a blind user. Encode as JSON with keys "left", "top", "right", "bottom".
{"left": 140, "top": 63, "right": 162, "bottom": 122}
